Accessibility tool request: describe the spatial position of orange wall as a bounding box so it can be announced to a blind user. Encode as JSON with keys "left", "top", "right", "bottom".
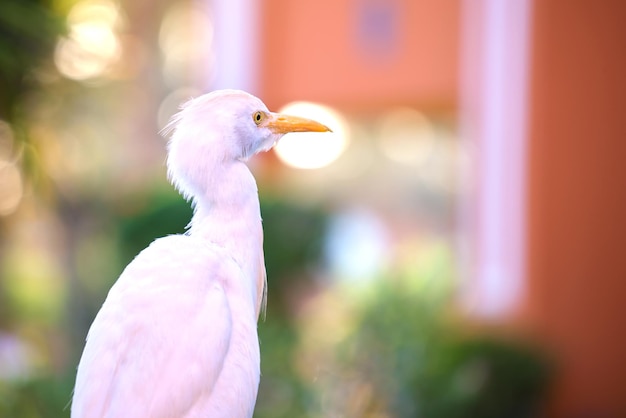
{"left": 258, "top": 0, "right": 459, "bottom": 110}
{"left": 526, "top": 1, "right": 626, "bottom": 416}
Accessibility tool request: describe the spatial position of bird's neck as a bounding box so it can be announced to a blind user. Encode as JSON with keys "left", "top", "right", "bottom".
{"left": 188, "top": 161, "right": 265, "bottom": 314}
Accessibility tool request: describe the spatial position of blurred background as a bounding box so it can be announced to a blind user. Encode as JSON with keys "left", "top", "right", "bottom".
{"left": 0, "top": 0, "right": 624, "bottom": 417}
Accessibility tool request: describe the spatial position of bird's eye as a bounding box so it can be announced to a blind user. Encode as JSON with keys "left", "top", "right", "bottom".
{"left": 252, "top": 111, "right": 265, "bottom": 126}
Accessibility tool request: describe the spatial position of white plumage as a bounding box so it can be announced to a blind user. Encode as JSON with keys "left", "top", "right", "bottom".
{"left": 71, "top": 90, "right": 330, "bottom": 418}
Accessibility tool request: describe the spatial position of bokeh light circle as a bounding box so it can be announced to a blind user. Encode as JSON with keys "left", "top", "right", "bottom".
{"left": 273, "top": 102, "right": 348, "bottom": 170}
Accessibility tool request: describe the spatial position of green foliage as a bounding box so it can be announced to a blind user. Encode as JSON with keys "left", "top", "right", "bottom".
{"left": 261, "top": 198, "right": 326, "bottom": 282}
{"left": 0, "top": 373, "right": 73, "bottom": 418}
{"left": 255, "top": 198, "right": 328, "bottom": 417}
{"left": 334, "top": 279, "right": 553, "bottom": 418}
{"left": 256, "top": 318, "right": 312, "bottom": 418}
{"left": 116, "top": 187, "right": 192, "bottom": 268}
{"left": 419, "top": 336, "right": 553, "bottom": 418}
{"left": 0, "top": 0, "right": 64, "bottom": 120}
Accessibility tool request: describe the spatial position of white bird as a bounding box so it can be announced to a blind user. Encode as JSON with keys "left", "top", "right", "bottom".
{"left": 71, "top": 89, "right": 331, "bottom": 418}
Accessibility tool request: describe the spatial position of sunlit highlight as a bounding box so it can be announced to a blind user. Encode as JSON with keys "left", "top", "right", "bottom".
{"left": 159, "top": 2, "right": 214, "bottom": 86}
{"left": 0, "top": 121, "right": 21, "bottom": 216}
{"left": 54, "top": 0, "right": 122, "bottom": 80}
{"left": 67, "top": 0, "right": 120, "bottom": 27}
{"left": 378, "top": 107, "right": 435, "bottom": 165}
{"left": 274, "top": 102, "right": 347, "bottom": 169}
{"left": 0, "top": 161, "right": 23, "bottom": 216}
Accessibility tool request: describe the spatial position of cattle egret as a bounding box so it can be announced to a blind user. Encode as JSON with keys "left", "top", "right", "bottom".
{"left": 71, "top": 89, "right": 331, "bottom": 418}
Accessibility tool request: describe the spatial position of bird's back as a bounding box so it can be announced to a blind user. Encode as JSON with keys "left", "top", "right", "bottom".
{"left": 71, "top": 234, "right": 260, "bottom": 418}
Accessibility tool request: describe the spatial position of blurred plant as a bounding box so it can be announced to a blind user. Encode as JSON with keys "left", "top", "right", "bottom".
{"left": 0, "top": 373, "right": 74, "bottom": 418}
{"left": 309, "top": 277, "right": 554, "bottom": 418}
{"left": 0, "top": 0, "right": 64, "bottom": 122}
{"left": 417, "top": 335, "right": 552, "bottom": 418}
{"left": 116, "top": 186, "right": 192, "bottom": 268}
{"left": 260, "top": 197, "right": 327, "bottom": 311}
{"left": 255, "top": 197, "right": 328, "bottom": 418}
{"left": 0, "top": 2, "right": 69, "bottom": 416}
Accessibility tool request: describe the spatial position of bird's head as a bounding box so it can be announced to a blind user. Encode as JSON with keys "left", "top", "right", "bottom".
{"left": 165, "top": 89, "right": 331, "bottom": 160}
{"left": 164, "top": 89, "right": 331, "bottom": 199}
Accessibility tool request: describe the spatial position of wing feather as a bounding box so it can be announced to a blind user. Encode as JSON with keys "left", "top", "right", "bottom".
{"left": 72, "top": 235, "right": 243, "bottom": 418}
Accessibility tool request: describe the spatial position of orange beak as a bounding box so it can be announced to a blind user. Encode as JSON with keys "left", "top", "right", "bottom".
{"left": 265, "top": 113, "right": 332, "bottom": 134}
